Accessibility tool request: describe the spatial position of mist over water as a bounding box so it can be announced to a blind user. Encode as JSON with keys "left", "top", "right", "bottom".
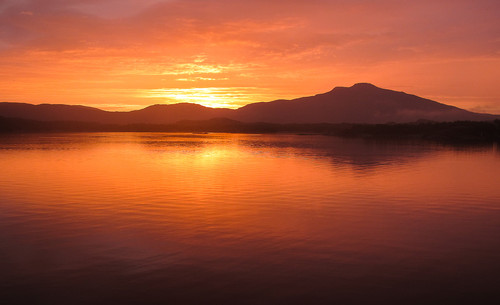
{"left": 1, "top": 133, "right": 499, "bottom": 304}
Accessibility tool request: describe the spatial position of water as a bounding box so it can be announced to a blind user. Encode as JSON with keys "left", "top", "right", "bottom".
{"left": 0, "top": 133, "right": 499, "bottom": 305}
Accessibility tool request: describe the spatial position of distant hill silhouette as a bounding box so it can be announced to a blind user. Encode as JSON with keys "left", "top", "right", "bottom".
{"left": 234, "top": 83, "right": 498, "bottom": 123}
{"left": 0, "top": 102, "right": 233, "bottom": 125}
{"left": 1, "top": 83, "right": 498, "bottom": 124}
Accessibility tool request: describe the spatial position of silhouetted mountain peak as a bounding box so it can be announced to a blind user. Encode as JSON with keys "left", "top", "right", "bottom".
{"left": 327, "top": 82, "right": 380, "bottom": 95}
{"left": 233, "top": 83, "right": 499, "bottom": 123}
{"left": 1, "top": 84, "right": 498, "bottom": 125}
{"left": 351, "top": 83, "right": 379, "bottom": 89}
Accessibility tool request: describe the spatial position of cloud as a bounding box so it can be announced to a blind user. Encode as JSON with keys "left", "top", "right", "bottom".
{"left": 0, "top": 0, "right": 499, "bottom": 110}
{"left": 70, "top": 0, "right": 167, "bottom": 18}
{"left": 2, "top": 0, "right": 498, "bottom": 60}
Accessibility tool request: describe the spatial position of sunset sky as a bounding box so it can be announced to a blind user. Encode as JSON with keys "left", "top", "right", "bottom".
{"left": 1, "top": 0, "right": 499, "bottom": 112}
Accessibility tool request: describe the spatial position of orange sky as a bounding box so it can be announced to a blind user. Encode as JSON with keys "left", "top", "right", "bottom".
{"left": 1, "top": 0, "right": 499, "bottom": 113}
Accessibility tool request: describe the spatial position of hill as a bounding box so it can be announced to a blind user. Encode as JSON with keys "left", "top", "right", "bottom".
{"left": 234, "top": 83, "right": 497, "bottom": 123}
{"left": 0, "top": 83, "right": 498, "bottom": 124}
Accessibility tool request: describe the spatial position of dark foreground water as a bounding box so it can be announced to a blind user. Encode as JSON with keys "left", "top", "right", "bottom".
{"left": 1, "top": 133, "right": 499, "bottom": 305}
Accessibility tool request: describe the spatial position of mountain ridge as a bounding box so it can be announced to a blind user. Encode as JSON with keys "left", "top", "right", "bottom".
{"left": 1, "top": 83, "right": 498, "bottom": 124}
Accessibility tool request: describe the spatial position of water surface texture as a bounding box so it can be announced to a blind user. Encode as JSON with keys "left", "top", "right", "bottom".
{"left": 1, "top": 133, "right": 499, "bottom": 305}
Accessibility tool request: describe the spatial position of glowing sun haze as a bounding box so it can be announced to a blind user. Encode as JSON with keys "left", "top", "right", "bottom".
{"left": 1, "top": 0, "right": 499, "bottom": 112}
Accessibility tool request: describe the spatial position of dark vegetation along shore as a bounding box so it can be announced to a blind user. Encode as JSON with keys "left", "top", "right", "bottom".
{"left": 1, "top": 116, "right": 499, "bottom": 144}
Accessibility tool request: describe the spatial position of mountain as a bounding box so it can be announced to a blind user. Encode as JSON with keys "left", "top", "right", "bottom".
{"left": 123, "top": 103, "right": 233, "bottom": 124}
{"left": 0, "top": 83, "right": 498, "bottom": 124}
{"left": 0, "top": 103, "right": 110, "bottom": 122}
{"left": 0, "top": 102, "right": 233, "bottom": 125}
{"left": 234, "top": 83, "right": 498, "bottom": 123}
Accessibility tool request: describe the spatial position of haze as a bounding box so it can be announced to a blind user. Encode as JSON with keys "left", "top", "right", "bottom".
{"left": 1, "top": 0, "right": 499, "bottom": 113}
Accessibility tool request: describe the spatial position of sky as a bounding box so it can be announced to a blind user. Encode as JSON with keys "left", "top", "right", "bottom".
{"left": 0, "top": 0, "right": 499, "bottom": 112}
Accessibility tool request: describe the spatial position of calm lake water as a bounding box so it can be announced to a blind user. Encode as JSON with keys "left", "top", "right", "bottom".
{"left": 1, "top": 133, "right": 499, "bottom": 305}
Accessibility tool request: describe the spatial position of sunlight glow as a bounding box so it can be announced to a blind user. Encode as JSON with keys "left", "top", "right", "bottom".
{"left": 142, "top": 87, "right": 269, "bottom": 108}
{"left": 0, "top": 0, "right": 499, "bottom": 112}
